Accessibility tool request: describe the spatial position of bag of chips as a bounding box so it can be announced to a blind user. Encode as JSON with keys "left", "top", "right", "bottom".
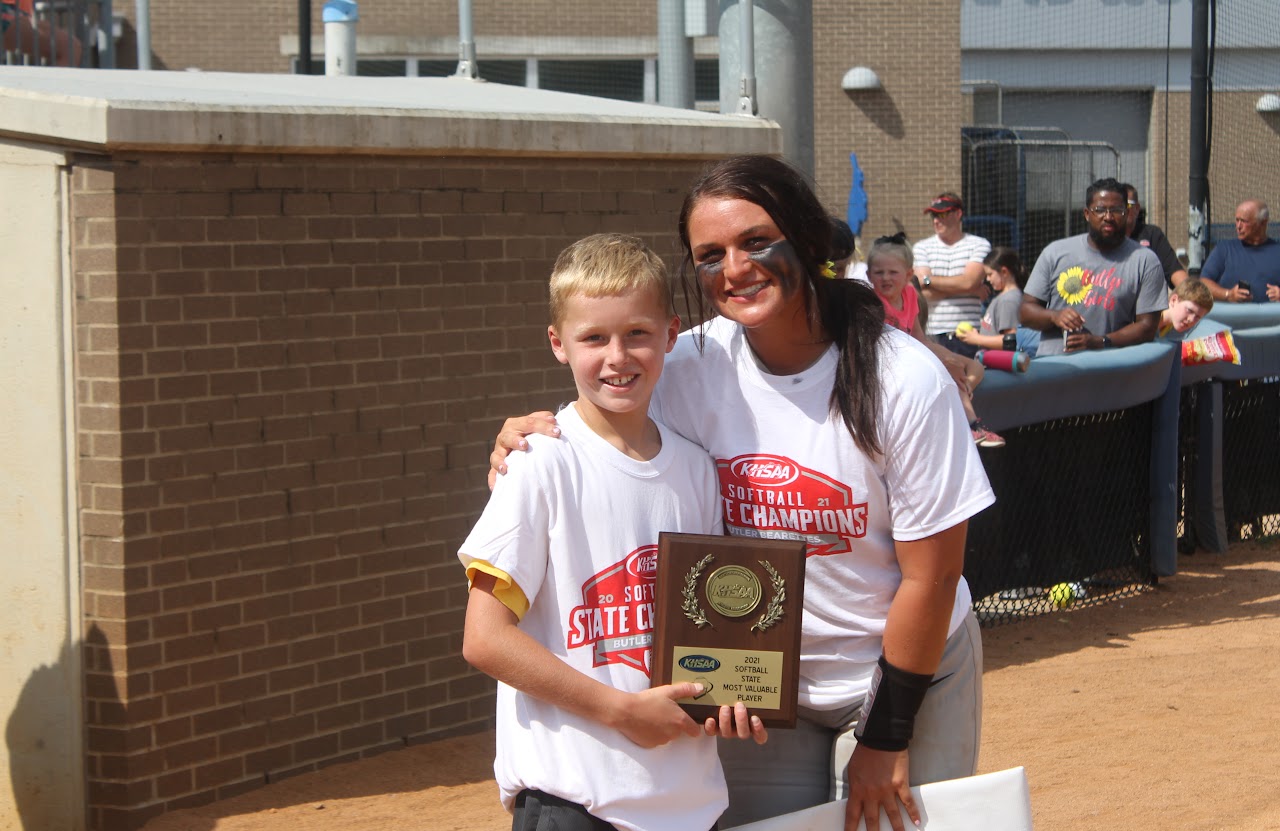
{"left": 1181, "top": 329, "right": 1241, "bottom": 366}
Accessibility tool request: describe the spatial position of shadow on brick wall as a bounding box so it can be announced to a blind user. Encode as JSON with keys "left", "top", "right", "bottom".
{"left": 846, "top": 89, "right": 906, "bottom": 140}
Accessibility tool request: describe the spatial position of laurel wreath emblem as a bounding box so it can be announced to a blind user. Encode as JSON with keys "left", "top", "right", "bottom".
{"left": 682, "top": 554, "right": 715, "bottom": 628}
{"left": 750, "top": 560, "right": 787, "bottom": 633}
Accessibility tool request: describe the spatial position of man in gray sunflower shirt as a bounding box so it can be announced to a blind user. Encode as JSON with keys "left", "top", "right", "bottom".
{"left": 1021, "top": 177, "right": 1167, "bottom": 356}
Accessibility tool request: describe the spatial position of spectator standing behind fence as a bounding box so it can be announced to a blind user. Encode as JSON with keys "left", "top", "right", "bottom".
{"left": 1123, "top": 184, "right": 1188, "bottom": 289}
{"left": 913, "top": 193, "right": 992, "bottom": 357}
{"left": 1197, "top": 199, "right": 1280, "bottom": 304}
{"left": 868, "top": 234, "right": 1004, "bottom": 448}
{"left": 830, "top": 218, "right": 866, "bottom": 282}
{"left": 1020, "top": 177, "right": 1166, "bottom": 356}
{"left": 957, "top": 247, "right": 1040, "bottom": 357}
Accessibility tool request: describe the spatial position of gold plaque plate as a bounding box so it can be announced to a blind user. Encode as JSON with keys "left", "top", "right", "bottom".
{"left": 670, "top": 646, "right": 787, "bottom": 710}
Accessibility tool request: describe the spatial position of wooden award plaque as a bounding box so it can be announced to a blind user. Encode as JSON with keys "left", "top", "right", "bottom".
{"left": 651, "top": 532, "right": 806, "bottom": 729}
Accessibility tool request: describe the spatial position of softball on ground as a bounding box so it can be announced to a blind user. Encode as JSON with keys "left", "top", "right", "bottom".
{"left": 1049, "top": 582, "right": 1077, "bottom": 608}
{"left": 956, "top": 321, "right": 976, "bottom": 335}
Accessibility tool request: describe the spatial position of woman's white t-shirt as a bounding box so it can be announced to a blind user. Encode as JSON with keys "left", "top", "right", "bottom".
{"left": 649, "top": 319, "right": 995, "bottom": 710}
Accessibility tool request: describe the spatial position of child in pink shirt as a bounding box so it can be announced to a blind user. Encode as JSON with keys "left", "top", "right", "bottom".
{"left": 868, "top": 234, "right": 1005, "bottom": 448}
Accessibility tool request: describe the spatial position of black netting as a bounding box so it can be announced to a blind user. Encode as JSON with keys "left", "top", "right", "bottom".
{"left": 1222, "top": 377, "right": 1280, "bottom": 542}
{"left": 966, "top": 404, "right": 1156, "bottom": 626}
{"left": 1176, "top": 384, "right": 1201, "bottom": 554}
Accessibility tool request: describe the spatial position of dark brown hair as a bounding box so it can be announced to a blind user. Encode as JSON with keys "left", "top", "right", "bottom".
{"left": 983, "top": 246, "right": 1026, "bottom": 290}
{"left": 677, "top": 155, "right": 886, "bottom": 456}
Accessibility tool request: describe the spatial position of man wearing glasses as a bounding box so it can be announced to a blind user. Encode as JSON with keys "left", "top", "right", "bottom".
{"left": 1019, "top": 177, "right": 1166, "bottom": 355}
{"left": 1197, "top": 199, "right": 1280, "bottom": 304}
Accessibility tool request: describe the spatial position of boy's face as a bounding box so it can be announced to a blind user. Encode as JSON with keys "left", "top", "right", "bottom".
{"left": 548, "top": 287, "right": 679, "bottom": 420}
{"left": 1168, "top": 296, "right": 1209, "bottom": 333}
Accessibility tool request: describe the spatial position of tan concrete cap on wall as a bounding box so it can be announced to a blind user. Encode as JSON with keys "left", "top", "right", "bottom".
{"left": 0, "top": 66, "right": 780, "bottom": 158}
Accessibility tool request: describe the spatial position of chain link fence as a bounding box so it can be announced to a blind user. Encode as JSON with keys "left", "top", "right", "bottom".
{"left": 967, "top": 405, "right": 1157, "bottom": 626}
{"left": 1221, "top": 376, "right": 1280, "bottom": 540}
{"left": 963, "top": 0, "right": 1280, "bottom": 268}
{"left": 1202, "top": 1, "right": 1280, "bottom": 246}
{"left": 1176, "top": 383, "right": 1204, "bottom": 554}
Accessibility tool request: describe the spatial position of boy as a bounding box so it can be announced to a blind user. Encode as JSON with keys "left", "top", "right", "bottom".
{"left": 460, "top": 234, "right": 755, "bottom": 831}
{"left": 1160, "top": 276, "right": 1214, "bottom": 337}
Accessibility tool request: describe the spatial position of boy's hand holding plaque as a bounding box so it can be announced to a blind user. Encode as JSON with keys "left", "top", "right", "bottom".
{"left": 651, "top": 532, "right": 806, "bottom": 728}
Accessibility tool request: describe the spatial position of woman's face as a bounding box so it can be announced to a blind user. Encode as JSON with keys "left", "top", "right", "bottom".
{"left": 868, "top": 254, "right": 912, "bottom": 300}
{"left": 687, "top": 197, "right": 808, "bottom": 331}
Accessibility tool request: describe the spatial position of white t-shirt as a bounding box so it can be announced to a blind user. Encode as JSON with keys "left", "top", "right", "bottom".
{"left": 913, "top": 233, "right": 992, "bottom": 335}
{"left": 458, "top": 403, "right": 726, "bottom": 831}
{"left": 650, "top": 319, "right": 994, "bottom": 710}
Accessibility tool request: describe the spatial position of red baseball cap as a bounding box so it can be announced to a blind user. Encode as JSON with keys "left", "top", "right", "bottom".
{"left": 925, "top": 194, "right": 963, "bottom": 214}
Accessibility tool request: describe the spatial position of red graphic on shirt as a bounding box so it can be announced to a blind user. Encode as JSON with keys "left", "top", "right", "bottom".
{"left": 566, "top": 545, "right": 657, "bottom": 675}
{"left": 1071, "top": 266, "right": 1125, "bottom": 311}
{"left": 718, "top": 454, "right": 868, "bottom": 557}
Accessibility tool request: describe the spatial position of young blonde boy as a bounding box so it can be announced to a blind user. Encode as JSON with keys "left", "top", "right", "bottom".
{"left": 460, "top": 234, "right": 757, "bottom": 831}
{"left": 1160, "top": 277, "right": 1214, "bottom": 337}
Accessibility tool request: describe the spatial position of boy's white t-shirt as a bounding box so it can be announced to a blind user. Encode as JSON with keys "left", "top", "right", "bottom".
{"left": 650, "top": 318, "right": 995, "bottom": 710}
{"left": 458, "top": 403, "right": 726, "bottom": 831}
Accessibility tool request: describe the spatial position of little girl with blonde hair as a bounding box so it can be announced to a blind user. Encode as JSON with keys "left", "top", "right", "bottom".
{"left": 867, "top": 234, "right": 1004, "bottom": 448}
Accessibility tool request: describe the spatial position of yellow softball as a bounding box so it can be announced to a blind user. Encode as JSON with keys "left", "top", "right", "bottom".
{"left": 1049, "top": 582, "right": 1076, "bottom": 608}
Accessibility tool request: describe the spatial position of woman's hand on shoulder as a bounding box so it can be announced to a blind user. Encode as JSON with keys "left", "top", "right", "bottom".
{"left": 488, "top": 411, "right": 561, "bottom": 490}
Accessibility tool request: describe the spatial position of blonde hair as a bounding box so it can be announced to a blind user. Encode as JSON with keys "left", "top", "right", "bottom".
{"left": 866, "top": 233, "right": 914, "bottom": 271}
{"left": 549, "top": 233, "right": 672, "bottom": 325}
{"left": 1174, "top": 277, "right": 1214, "bottom": 312}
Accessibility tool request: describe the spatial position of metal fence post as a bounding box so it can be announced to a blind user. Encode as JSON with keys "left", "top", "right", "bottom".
{"left": 98, "top": 0, "right": 113, "bottom": 68}
{"left": 1187, "top": 0, "right": 1210, "bottom": 272}
{"left": 323, "top": 0, "right": 357, "bottom": 76}
{"left": 135, "top": 0, "right": 150, "bottom": 69}
{"left": 298, "top": 0, "right": 311, "bottom": 73}
{"left": 454, "top": 0, "right": 476, "bottom": 79}
{"left": 657, "top": 0, "right": 693, "bottom": 109}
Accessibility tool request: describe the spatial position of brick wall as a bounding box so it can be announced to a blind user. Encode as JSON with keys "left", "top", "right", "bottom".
{"left": 812, "top": 1, "right": 962, "bottom": 244}
{"left": 72, "top": 152, "right": 706, "bottom": 830}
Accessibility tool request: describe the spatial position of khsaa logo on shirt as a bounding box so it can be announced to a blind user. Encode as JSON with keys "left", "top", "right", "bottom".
{"left": 718, "top": 454, "right": 869, "bottom": 556}
{"left": 566, "top": 545, "right": 658, "bottom": 674}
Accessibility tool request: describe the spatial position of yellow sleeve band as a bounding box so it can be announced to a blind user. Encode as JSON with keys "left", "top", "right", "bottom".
{"left": 465, "top": 561, "right": 530, "bottom": 621}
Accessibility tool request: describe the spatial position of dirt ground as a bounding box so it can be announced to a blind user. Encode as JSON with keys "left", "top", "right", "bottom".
{"left": 141, "top": 540, "right": 1280, "bottom": 831}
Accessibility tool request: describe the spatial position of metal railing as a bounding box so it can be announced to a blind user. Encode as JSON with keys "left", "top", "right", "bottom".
{"left": 2, "top": 0, "right": 112, "bottom": 67}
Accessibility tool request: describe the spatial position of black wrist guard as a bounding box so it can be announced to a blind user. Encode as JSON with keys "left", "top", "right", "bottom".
{"left": 1002, "top": 332, "right": 1017, "bottom": 351}
{"left": 854, "top": 655, "right": 933, "bottom": 752}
